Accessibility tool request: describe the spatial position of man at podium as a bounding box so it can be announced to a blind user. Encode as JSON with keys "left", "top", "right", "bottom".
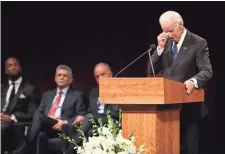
{"left": 149, "top": 11, "right": 213, "bottom": 154}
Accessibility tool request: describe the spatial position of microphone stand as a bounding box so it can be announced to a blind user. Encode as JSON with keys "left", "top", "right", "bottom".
{"left": 114, "top": 45, "right": 156, "bottom": 77}
{"left": 148, "top": 51, "right": 155, "bottom": 77}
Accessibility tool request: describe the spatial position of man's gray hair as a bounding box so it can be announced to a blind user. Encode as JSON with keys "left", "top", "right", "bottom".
{"left": 159, "top": 10, "right": 184, "bottom": 25}
{"left": 56, "top": 64, "right": 73, "bottom": 78}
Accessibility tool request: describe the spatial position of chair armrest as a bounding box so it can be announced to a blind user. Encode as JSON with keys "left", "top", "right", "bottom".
{"left": 12, "top": 122, "right": 32, "bottom": 136}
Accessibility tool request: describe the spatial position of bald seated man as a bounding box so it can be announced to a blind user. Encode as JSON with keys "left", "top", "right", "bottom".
{"left": 149, "top": 11, "right": 213, "bottom": 154}
{"left": 63, "top": 62, "right": 119, "bottom": 154}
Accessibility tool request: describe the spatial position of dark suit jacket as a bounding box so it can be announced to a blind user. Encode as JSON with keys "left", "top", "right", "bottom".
{"left": 37, "top": 88, "right": 86, "bottom": 125}
{"left": 1, "top": 78, "right": 41, "bottom": 122}
{"left": 149, "top": 30, "right": 213, "bottom": 124}
{"left": 85, "top": 87, "right": 119, "bottom": 120}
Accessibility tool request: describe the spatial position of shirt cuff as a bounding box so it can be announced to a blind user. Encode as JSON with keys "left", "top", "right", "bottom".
{"left": 190, "top": 78, "right": 198, "bottom": 88}
{"left": 157, "top": 47, "right": 164, "bottom": 56}
{"left": 11, "top": 114, "right": 18, "bottom": 122}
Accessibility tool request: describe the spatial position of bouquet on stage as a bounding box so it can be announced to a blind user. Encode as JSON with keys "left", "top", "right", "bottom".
{"left": 60, "top": 110, "right": 157, "bottom": 154}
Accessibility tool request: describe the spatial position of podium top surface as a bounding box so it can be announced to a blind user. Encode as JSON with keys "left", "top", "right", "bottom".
{"left": 99, "top": 77, "right": 204, "bottom": 105}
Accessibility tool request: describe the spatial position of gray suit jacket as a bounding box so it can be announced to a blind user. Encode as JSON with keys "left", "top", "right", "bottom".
{"left": 149, "top": 30, "right": 213, "bottom": 124}
{"left": 37, "top": 88, "right": 86, "bottom": 125}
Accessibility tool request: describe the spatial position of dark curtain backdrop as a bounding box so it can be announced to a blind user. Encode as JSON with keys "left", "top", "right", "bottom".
{"left": 1, "top": 2, "right": 224, "bottom": 153}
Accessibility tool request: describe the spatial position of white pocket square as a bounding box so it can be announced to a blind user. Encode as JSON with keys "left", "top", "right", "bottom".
{"left": 19, "top": 93, "right": 26, "bottom": 99}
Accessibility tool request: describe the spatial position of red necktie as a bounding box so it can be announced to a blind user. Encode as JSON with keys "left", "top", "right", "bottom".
{"left": 48, "top": 91, "right": 62, "bottom": 117}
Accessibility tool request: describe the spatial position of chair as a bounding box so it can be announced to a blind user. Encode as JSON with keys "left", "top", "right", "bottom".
{"left": 12, "top": 122, "right": 32, "bottom": 149}
{"left": 36, "top": 125, "right": 69, "bottom": 154}
{"left": 2, "top": 122, "right": 31, "bottom": 154}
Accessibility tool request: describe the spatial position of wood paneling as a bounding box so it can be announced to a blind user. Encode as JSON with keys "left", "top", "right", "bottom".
{"left": 122, "top": 108, "right": 180, "bottom": 154}
{"left": 99, "top": 77, "right": 205, "bottom": 154}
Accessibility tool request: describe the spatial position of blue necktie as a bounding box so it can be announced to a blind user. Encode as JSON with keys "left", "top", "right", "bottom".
{"left": 172, "top": 43, "right": 178, "bottom": 61}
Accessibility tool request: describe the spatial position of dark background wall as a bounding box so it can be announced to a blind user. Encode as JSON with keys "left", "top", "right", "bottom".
{"left": 1, "top": 2, "right": 224, "bottom": 153}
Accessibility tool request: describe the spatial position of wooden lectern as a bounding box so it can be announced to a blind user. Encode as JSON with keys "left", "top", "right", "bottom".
{"left": 99, "top": 78, "right": 204, "bottom": 154}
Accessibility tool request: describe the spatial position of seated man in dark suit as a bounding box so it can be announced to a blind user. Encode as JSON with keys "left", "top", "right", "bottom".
{"left": 12, "top": 64, "right": 86, "bottom": 154}
{"left": 1, "top": 57, "right": 41, "bottom": 153}
{"left": 63, "top": 62, "right": 119, "bottom": 154}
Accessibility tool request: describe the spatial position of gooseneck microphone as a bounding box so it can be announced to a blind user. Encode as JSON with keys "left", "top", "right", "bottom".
{"left": 114, "top": 44, "right": 156, "bottom": 77}
{"left": 148, "top": 44, "right": 156, "bottom": 77}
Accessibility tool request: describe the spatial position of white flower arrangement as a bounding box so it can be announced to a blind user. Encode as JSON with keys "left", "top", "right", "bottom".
{"left": 59, "top": 110, "right": 157, "bottom": 154}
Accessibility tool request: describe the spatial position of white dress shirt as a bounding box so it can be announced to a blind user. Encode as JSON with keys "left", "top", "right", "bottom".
{"left": 2, "top": 77, "right": 23, "bottom": 112}
{"left": 97, "top": 97, "right": 105, "bottom": 114}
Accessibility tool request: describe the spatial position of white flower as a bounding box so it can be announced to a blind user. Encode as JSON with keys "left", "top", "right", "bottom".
{"left": 60, "top": 110, "right": 156, "bottom": 154}
{"left": 101, "top": 139, "right": 112, "bottom": 149}
{"left": 87, "top": 136, "right": 105, "bottom": 148}
{"left": 101, "top": 127, "right": 113, "bottom": 136}
{"left": 92, "top": 148, "right": 104, "bottom": 154}
{"left": 117, "top": 152, "right": 129, "bottom": 154}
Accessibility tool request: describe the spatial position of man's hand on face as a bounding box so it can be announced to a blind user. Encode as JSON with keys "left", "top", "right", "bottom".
{"left": 157, "top": 32, "right": 169, "bottom": 49}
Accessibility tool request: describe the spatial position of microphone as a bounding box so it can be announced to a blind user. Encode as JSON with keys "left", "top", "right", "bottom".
{"left": 148, "top": 44, "right": 156, "bottom": 77}
{"left": 114, "top": 44, "right": 156, "bottom": 77}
